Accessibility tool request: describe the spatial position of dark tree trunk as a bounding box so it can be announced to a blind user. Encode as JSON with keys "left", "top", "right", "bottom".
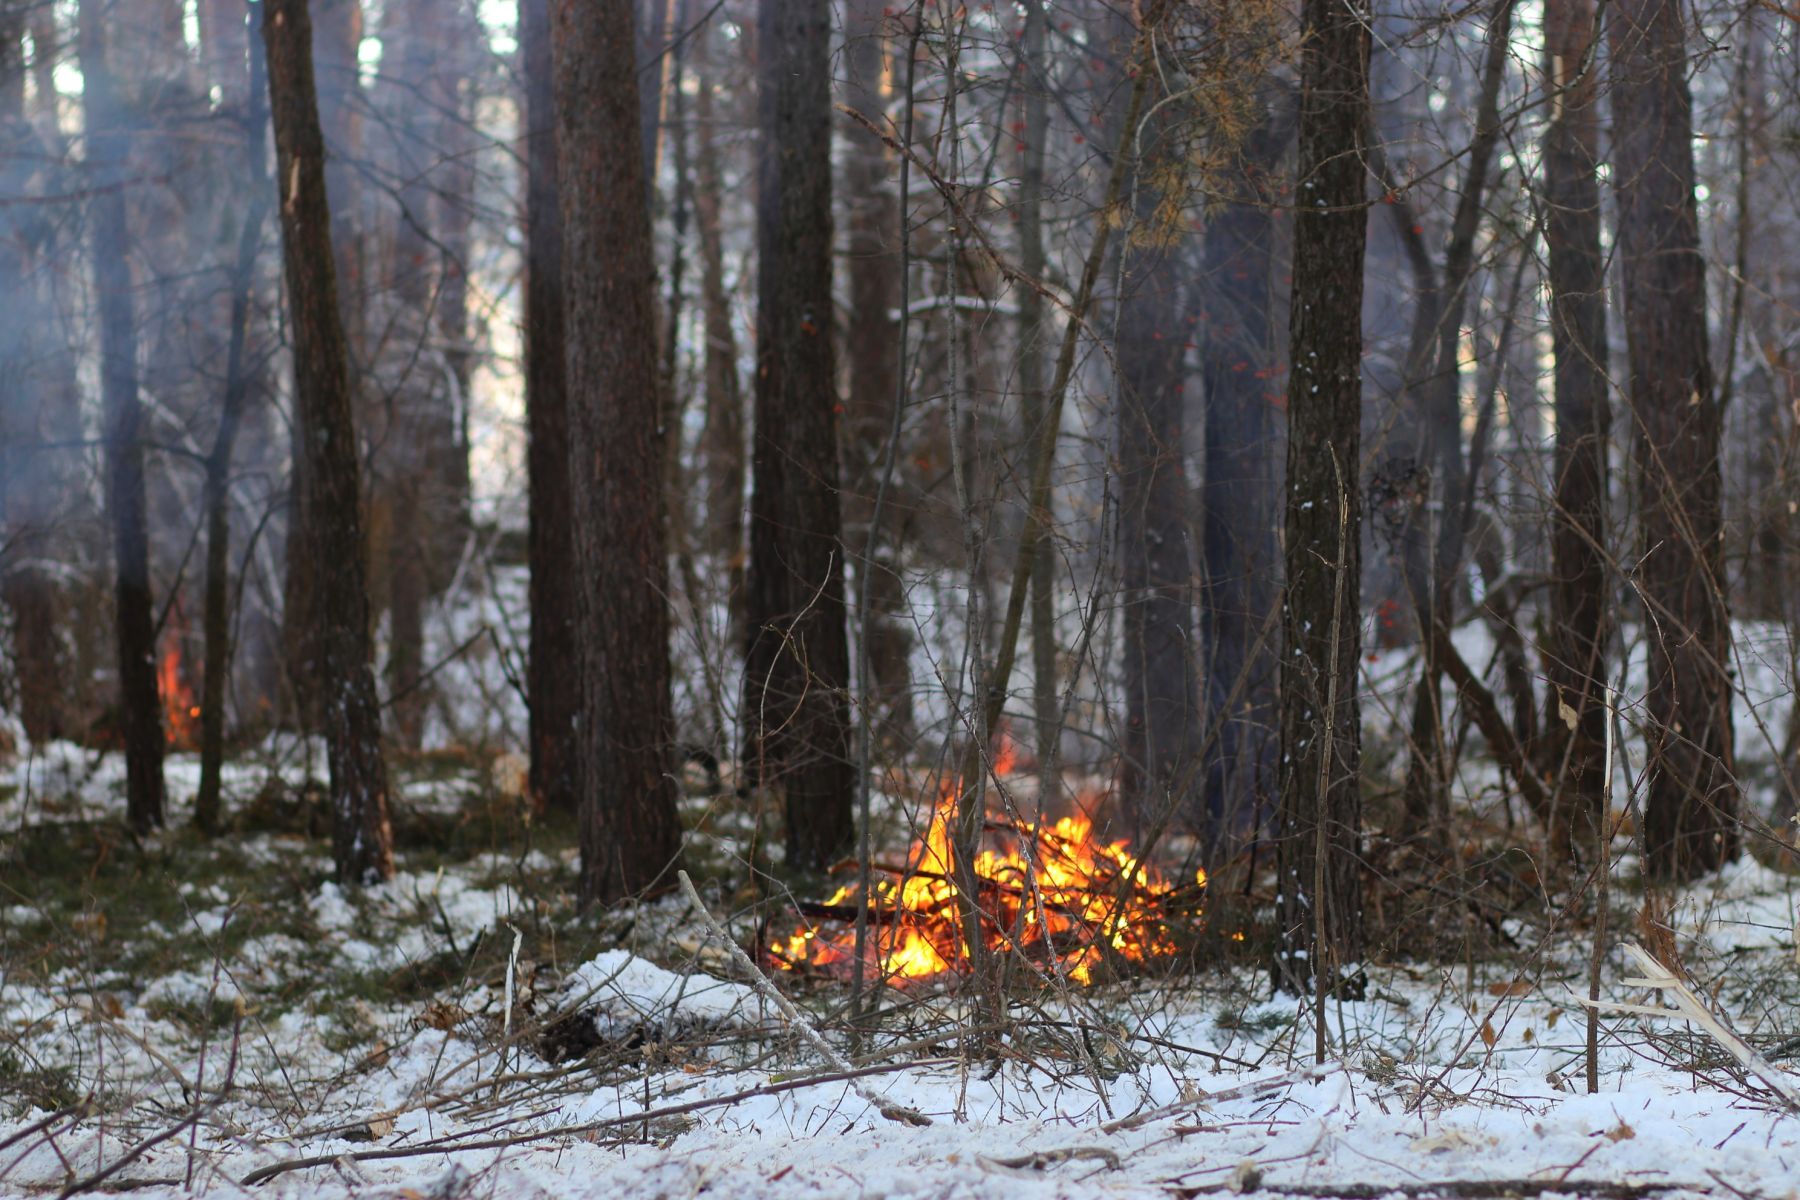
{"left": 1200, "top": 88, "right": 1289, "bottom": 857}
{"left": 1018, "top": 0, "right": 1059, "bottom": 795}
{"left": 1274, "top": 0, "right": 1368, "bottom": 992}
{"left": 1116, "top": 138, "right": 1199, "bottom": 840}
{"left": 264, "top": 0, "right": 394, "bottom": 884}
{"left": 80, "top": 0, "right": 166, "bottom": 833}
{"left": 283, "top": 0, "right": 362, "bottom": 731}
{"left": 198, "top": 6, "right": 271, "bottom": 834}
{"left": 1608, "top": 0, "right": 1738, "bottom": 879}
{"left": 522, "top": 0, "right": 578, "bottom": 814}
{"left": 1540, "top": 0, "right": 1611, "bottom": 857}
{"left": 742, "top": 0, "right": 855, "bottom": 871}
{"left": 841, "top": 0, "right": 914, "bottom": 751}
{"left": 553, "top": 0, "right": 684, "bottom": 903}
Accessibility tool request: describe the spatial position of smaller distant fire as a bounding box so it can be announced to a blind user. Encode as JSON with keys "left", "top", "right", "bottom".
{"left": 157, "top": 640, "right": 201, "bottom": 751}
{"left": 770, "top": 733, "right": 1196, "bottom": 987}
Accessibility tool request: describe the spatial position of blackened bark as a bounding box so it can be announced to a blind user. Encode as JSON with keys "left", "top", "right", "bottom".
{"left": 1117, "top": 149, "right": 1199, "bottom": 839}
{"left": 553, "top": 0, "right": 684, "bottom": 903}
{"left": 1200, "top": 90, "right": 1288, "bottom": 856}
{"left": 80, "top": 0, "right": 166, "bottom": 833}
{"left": 743, "top": 0, "right": 855, "bottom": 871}
{"left": 264, "top": 0, "right": 394, "bottom": 883}
{"left": 198, "top": 6, "right": 272, "bottom": 834}
{"left": 1540, "top": 0, "right": 1611, "bottom": 856}
{"left": 1608, "top": 0, "right": 1737, "bottom": 879}
{"left": 523, "top": 0, "right": 578, "bottom": 814}
{"left": 1274, "top": 0, "right": 1368, "bottom": 992}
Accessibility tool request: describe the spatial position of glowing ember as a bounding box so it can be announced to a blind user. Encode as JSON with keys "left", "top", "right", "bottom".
{"left": 770, "top": 739, "right": 1194, "bottom": 986}
{"left": 157, "top": 640, "right": 201, "bottom": 751}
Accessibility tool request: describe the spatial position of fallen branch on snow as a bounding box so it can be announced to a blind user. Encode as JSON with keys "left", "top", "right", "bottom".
{"left": 1573, "top": 941, "right": 1800, "bottom": 1112}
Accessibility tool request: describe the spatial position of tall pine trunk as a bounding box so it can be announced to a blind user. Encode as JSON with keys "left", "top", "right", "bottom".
{"left": 1017, "top": 0, "right": 1059, "bottom": 797}
{"left": 264, "top": 0, "right": 394, "bottom": 883}
{"left": 522, "top": 0, "right": 578, "bottom": 813}
{"left": 1116, "top": 115, "right": 1200, "bottom": 839}
{"left": 1608, "top": 0, "right": 1738, "bottom": 879}
{"left": 1200, "top": 89, "right": 1288, "bottom": 856}
{"left": 1275, "top": 0, "right": 1369, "bottom": 992}
{"left": 553, "top": 0, "right": 684, "bottom": 903}
{"left": 1541, "top": 0, "right": 1611, "bottom": 856}
{"left": 742, "top": 0, "right": 855, "bottom": 870}
{"left": 283, "top": 0, "right": 362, "bottom": 730}
{"left": 80, "top": 0, "right": 167, "bottom": 832}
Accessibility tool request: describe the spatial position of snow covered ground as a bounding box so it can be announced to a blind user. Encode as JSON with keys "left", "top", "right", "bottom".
{"left": 5, "top": 615, "right": 1800, "bottom": 1198}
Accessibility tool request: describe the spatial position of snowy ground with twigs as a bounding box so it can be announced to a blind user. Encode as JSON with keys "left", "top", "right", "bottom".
{"left": 6, "top": 620, "right": 1800, "bottom": 1198}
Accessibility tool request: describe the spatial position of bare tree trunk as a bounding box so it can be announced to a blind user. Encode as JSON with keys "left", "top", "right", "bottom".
{"left": 284, "top": 0, "right": 362, "bottom": 731}
{"left": 1017, "top": 0, "right": 1059, "bottom": 797}
{"left": 1608, "top": 0, "right": 1738, "bottom": 880}
{"left": 1274, "top": 0, "right": 1368, "bottom": 993}
{"left": 522, "top": 0, "right": 578, "bottom": 813}
{"left": 1200, "top": 86, "right": 1289, "bottom": 858}
{"left": 554, "top": 0, "right": 685, "bottom": 903}
{"left": 1540, "top": 0, "right": 1611, "bottom": 857}
{"left": 742, "top": 0, "right": 856, "bottom": 871}
{"left": 198, "top": 7, "right": 272, "bottom": 834}
{"left": 80, "top": 0, "right": 167, "bottom": 833}
{"left": 1116, "top": 122, "right": 1200, "bottom": 839}
{"left": 264, "top": 0, "right": 394, "bottom": 883}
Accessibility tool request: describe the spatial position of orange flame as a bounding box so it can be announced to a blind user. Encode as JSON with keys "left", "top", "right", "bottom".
{"left": 770, "top": 748, "right": 1194, "bottom": 987}
{"left": 157, "top": 640, "right": 200, "bottom": 750}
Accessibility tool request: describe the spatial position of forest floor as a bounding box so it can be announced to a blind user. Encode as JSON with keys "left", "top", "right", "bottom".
{"left": 4, "top": 708, "right": 1800, "bottom": 1197}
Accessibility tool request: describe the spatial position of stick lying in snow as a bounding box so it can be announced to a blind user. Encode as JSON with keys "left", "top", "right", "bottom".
{"left": 1574, "top": 941, "right": 1800, "bottom": 1111}
{"left": 676, "top": 871, "right": 932, "bottom": 1127}
{"left": 1100, "top": 1062, "right": 1346, "bottom": 1134}
{"left": 238, "top": 1057, "right": 954, "bottom": 1186}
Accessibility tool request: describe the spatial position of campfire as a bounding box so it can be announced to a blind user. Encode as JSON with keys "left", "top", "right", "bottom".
{"left": 157, "top": 639, "right": 200, "bottom": 751}
{"left": 769, "top": 737, "right": 1196, "bottom": 986}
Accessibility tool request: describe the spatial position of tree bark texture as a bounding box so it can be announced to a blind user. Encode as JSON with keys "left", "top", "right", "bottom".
{"left": 283, "top": 0, "right": 362, "bottom": 730}
{"left": 1274, "top": 0, "right": 1369, "bottom": 991}
{"left": 1116, "top": 146, "right": 1200, "bottom": 841}
{"left": 742, "top": 0, "right": 856, "bottom": 871}
{"left": 264, "top": 0, "right": 395, "bottom": 883}
{"left": 1540, "top": 0, "right": 1611, "bottom": 856}
{"left": 1608, "top": 0, "right": 1738, "bottom": 879}
{"left": 80, "top": 0, "right": 167, "bottom": 833}
{"left": 552, "top": 0, "right": 684, "bottom": 903}
{"left": 1200, "top": 88, "right": 1288, "bottom": 858}
{"left": 1018, "top": 0, "right": 1059, "bottom": 795}
{"left": 522, "top": 0, "right": 579, "bottom": 814}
